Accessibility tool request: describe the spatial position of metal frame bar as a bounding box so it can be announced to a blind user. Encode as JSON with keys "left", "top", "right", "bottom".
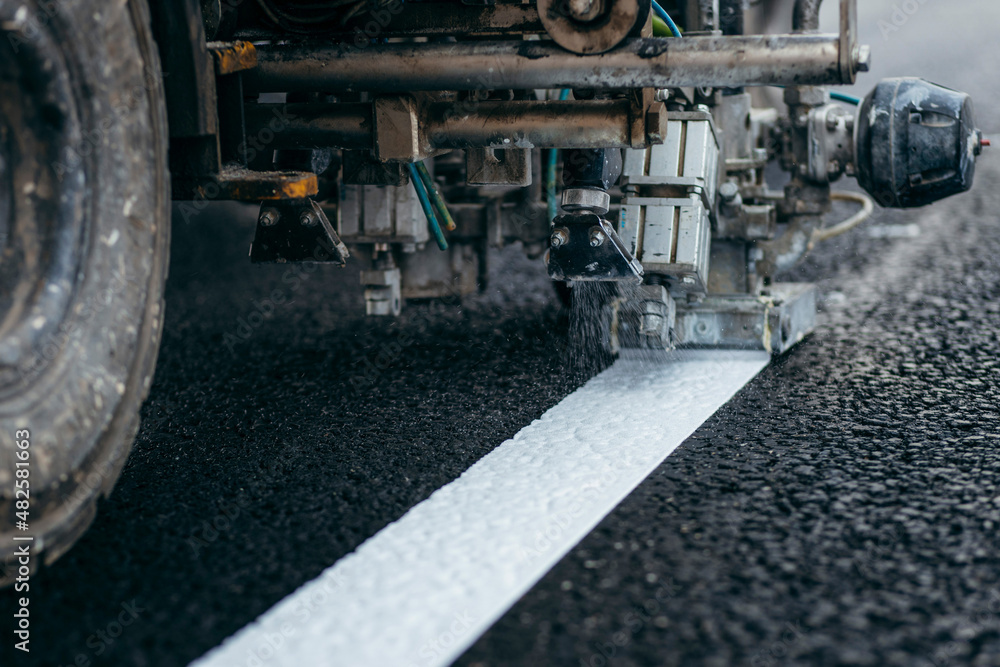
{"left": 245, "top": 100, "right": 640, "bottom": 154}
{"left": 244, "top": 34, "right": 859, "bottom": 94}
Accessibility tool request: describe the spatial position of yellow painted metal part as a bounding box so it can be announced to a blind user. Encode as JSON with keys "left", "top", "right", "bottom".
{"left": 207, "top": 40, "right": 258, "bottom": 75}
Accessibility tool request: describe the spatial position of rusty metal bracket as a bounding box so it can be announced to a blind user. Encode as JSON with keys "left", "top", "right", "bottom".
{"left": 207, "top": 41, "right": 258, "bottom": 75}
{"left": 176, "top": 165, "right": 319, "bottom": 201}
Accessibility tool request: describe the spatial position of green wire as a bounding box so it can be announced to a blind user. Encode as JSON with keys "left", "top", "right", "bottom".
{"left": 414, "top": 161, "right": 456, "bottom": 231}
{"left": 651, "top": 0, "right": 682, "bottom": 37}
{"left": 408, "top": 164, "right": 448, "bottom": 250}
{"left": 652, "top": 16, "right": 671, "bottom": 36}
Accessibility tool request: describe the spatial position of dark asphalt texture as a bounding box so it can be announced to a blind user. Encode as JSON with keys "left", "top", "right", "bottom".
{"left": 4, "top": 2, "right": 1000, "bottom": 666}
{"left": 0, "top": 201, "right": 586, "bottom": 667}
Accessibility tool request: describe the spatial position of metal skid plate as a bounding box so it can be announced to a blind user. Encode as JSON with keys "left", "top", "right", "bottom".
{"left": 251, "top": 199, "right": 350, "bottom": 265}
{"left": 547, "top": 213, "right": 643, "bottom": 282}
{"left": 674, "top": 283, "right": 818, "bottom": 355}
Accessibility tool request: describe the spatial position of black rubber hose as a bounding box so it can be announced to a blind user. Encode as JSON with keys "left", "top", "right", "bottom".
{"left": 792, "top": 0, "right": 822, "bottom": 32}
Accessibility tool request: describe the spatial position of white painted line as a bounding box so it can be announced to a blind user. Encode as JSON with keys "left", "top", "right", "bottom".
{"left": 191, "top": 350, "right": 769, "bottom": 667}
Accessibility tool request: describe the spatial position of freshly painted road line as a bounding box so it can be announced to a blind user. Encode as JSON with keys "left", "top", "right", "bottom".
{"left": 191, "top": 350, "right": 770, "bottom": 667}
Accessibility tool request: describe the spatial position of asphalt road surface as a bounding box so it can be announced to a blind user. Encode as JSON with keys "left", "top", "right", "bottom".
{"left": 4, "top": 1, "right": 1000, "bottom": 666}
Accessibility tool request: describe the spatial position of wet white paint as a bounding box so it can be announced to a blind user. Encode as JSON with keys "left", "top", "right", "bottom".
{"left": 191, "top": 350, "right": 769, "bottom": 667}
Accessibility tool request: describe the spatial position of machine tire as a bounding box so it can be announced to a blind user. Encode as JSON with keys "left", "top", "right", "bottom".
{"left": 0, "top": 0, "right": 169, "bottom": 583}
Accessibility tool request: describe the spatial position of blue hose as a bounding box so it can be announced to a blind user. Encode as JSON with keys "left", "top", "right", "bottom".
{"left": 830, "top": 91, "right": 861, "bottom": 106}
{"left": 772, "top": 85, "right": 861, "bottom": 106}
{"left": 408, "top": 164, "right": 448, "bottom": 250}
{"left": 651, "top": 1, "right": 682, "bottom": 38}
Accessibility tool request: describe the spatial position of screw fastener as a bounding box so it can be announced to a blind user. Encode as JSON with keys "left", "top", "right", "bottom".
{"left": 589, "top": 227, "right": 606, "bottom": 247}
{"left": 259, "top": 208, "right": 280, "bottom": 227}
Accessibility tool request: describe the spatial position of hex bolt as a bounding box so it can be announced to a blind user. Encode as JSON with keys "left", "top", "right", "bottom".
{"left": 589, "top": 227, "right": 606, "bottom": 247}
{"left": 259, "top": 208, "right": 280, "bottom": 227}
{"left": 826, "top": 111, "right": 839, "bottom": 131}
{"left": 299, "top": 210, "right": 318, "bottom": 227}
{"left": 550, "top": 227, "right": 570, "bottom": 248}
{"left": 855, "top": 45, "right": 872, "bottom": 72}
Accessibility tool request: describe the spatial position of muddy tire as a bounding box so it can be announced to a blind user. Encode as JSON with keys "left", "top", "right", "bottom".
{"left": 0, "top": 0, "right": 169, "bottom": 583}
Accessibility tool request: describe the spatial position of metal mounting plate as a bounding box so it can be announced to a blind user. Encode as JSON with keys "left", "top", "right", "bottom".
{"left": 251, "top": 200, "right": 350, "bottom": 265}
{"left": 547, "top": 214, "right": 643, "bottom": 282}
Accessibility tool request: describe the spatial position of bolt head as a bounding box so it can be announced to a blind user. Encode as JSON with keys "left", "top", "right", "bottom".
{"left": 299, "top": 210, "right": 318, "bottom": 227}
{"left": 550, "top": 228, "right": 569, "bottom": 248}
{"left": 855, "top": 45, "right": 872, "bottom": 73}
{"left": 259, "top": 208, "right": 279, "bottom": 227}
{"left": 589, "top": 227, "right": 606, "bottom": 247}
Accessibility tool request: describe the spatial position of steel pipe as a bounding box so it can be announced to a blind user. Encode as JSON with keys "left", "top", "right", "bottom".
{"left": 423, "top": 100, "right": 633, "bottom": 149}
{"left": 244, "top": 35, "right": 853, "bottom": 94}
{"left": 244, "top": 102, "right": 372, "bottom": 150}
{"left": 245, "top": 100, "right": 636, "bottom": 153}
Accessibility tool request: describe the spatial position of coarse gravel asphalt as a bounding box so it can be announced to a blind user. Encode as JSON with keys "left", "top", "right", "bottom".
{"left": 3, "top": 1, "right": 1000, "bottom": 666}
